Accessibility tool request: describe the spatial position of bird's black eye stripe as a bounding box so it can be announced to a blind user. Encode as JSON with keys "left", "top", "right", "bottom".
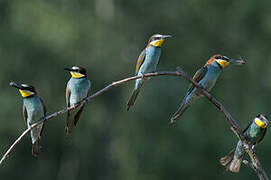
{"left": 215, "top": 56, "right": 222, "bottom": 59}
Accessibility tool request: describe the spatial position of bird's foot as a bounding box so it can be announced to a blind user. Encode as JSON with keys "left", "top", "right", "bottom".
{"left": 141, "top": 73, "right": 147, "bottom": 80}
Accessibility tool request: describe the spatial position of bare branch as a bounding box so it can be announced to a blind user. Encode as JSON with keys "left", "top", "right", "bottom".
{"left": 0, "top": 70, "right": 268, "bottom": 180}
{"left": 243, "top": 159, "right": 268, "bottom": 180}
{"left": 243, "top": 159, "right": 256, "bottom": 171}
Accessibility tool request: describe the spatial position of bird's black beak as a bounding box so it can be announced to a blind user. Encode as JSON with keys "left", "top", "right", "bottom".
{"left": 162, "top": 35, "right": 172, "bottom": 39}
{"left": 229, "top": 58, "right": 246, "bottom": 65}
{"left": 10, "top": 82, "right": 23, "bottom": 89}
{"left": 64, "top": 68, "right": 73, "bottom": 71}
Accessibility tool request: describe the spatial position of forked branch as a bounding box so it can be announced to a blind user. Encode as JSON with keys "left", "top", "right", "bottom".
{"left": 0, "top": 69, "right": 268, "bottom": 180}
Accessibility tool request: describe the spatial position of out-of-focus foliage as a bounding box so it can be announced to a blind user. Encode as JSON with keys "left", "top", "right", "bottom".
{"left": 0, "top": 0, "right": 271, "bottom": 179}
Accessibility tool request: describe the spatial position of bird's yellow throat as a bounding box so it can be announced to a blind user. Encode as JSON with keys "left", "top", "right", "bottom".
{"left": 70, "top": 72, "right": 85, "bottom": 78}
{"left": 150, "top": 39, "right": 165, "bottom": 47}
{"left": 254, "top": 118, "right": 267, "bottom": 128}
{"left": 19, "top": 90, "right": 34, "bottom": 98}
{"left": 216, "top": 60, "right": 229, "bottom": 68}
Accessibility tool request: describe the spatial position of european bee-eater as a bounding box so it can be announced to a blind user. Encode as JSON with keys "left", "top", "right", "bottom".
{"left": 127, "top": 34, "right": 171, "bottom": 111}
{"left": 10, "top": 82, "right": 46, "bottom": 158}
{"left": 64, "top": 66, "right": 91, "bottom": 135}
{"left": 169, "top": 54, "right": 245, "bottom": 126}
{"left": 220, "top": 114, "right": 268, "bottom": 172}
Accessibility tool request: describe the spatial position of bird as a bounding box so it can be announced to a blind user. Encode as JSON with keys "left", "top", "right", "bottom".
{"left": 64, "top": 66, "right": 91, "bottom": 135}
{"left": 10, "top": 82, "right": 46, "bottom": 158}
{"left": 169, "top": 54, "right": 245, "bottom": 126}
{"left": 220, "top": 114, "right": 268, "bottom": 172}
{"left": 127, "top": 34, "right": 171, "bottom": 111}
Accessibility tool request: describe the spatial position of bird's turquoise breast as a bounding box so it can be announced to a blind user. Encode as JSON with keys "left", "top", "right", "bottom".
{"left": 23, "top": 96, "right": 45, "bottom": 144}
{"left": 199, "top": 65, "right": 221, "bottom": 91}
{"left": 139, "top": 46, "right": 161, "bottom": 74}
{"left": 245, "top": 123, "right": 265, "bottom": 143}
{"left": 234, "top": 123, "right": 265, "bottom": 158}
{"left": 68, "top": 78, "right": 91, "bottom": 105}
{"left": 23, "top": 96, "right": 44, "bottom": 123}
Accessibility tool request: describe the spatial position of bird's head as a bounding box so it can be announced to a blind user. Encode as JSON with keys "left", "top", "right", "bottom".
{"left": 147, "top": 34, "right": 171, "bottom": 48}
{"left": 205, "top": 54, "right": 245, "bottom": 68}
{"left": 64, "top": 66, "right": 87, "bottom": 79}
{"left": 254, "top": 114, "right": 269, "bottom": 129}
{"left": 10, "top": 82, "right": 37, "bottom": 98}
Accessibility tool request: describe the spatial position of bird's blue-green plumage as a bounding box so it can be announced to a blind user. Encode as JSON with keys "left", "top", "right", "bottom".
{"left": 170, "top": 60, "right": 222, "bottom": 124}
{"left": 137, "top": 45, "right": 161, "bottom": 75}
{"left": 23, "top": 96, "right": 46, "bottom": 143}
{"left": 220, "top": 115, "right": 268, "bottom": 172}
{"left": 127, "top": 34, "right": 171, "bottom": 110}
{"left": 234, "top": 121, "right": 266, "bottom": 158}
{"left": 66, "top": 77, "right": 91, "bottom": 135}
{"left": 67, "top": 77, "right": 91, "bottom": 107}
{"left": 127, "top": 45, "right": 161, "bottom": 110}
{"left": 23, "top": 94, "right": 46, "bottom": 157}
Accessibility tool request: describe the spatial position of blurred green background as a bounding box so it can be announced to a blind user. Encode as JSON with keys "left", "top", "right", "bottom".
{"left": 0, "top": 0, "right": 271, "bottom": 179}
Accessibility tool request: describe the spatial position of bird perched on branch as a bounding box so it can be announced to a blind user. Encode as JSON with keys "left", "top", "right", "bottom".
{"left": 169, "top": 54, "right": 245, "bottom": 126}
{"left": 127, "top": 34, "right": 171, "bottom": 111}
{"left": 64, "top": 66, "right": 91, "bottom": 135}
{"left": 220, "top": 114, "right": 268, "bottom": 172}
{"left": 10, "top": 82, "right": 46, "bottom": 158}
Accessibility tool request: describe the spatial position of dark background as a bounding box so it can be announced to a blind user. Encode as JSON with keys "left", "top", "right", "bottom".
{"left": 0, "top": 0, "right": 270, "bottom": 179}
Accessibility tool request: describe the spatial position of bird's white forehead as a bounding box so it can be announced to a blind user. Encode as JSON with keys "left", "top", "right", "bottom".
{"left": 72, "top": 66, "right": 80, "bottom": 70}
{"left": 21, "top": 84, "right": 29, "bottom": 87}
{"left": 153, "top": 34, "right": 163, "bottom": 38}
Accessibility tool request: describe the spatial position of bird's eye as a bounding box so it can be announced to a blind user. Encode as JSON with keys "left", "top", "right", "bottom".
{"left": 215, "top": 56, "right": 222, "bottom": 59}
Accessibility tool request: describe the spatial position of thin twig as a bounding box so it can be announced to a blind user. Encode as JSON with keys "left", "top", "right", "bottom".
{"left": 0, "top": 70, "right": 268, "bottom": 180}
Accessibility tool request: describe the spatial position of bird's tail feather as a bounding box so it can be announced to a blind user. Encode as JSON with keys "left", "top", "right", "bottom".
{"left": 127, "top": 88, "right": 141, "bottom": 111}
{"left": 220, "top": 149, "right": 242, "bottom": 173}
{"left": 74, "top": 105, "right": 85, "bottom": 126}
{"left": 65, "top": 111, "right": 73, "bottom": 136}
{"left": 169, "top": 101, "right": 190, "bottom": 127}
{"left": 127, "top": 80, "right": 143, "bottom": 111}
{"left": 32, "top": 138, "right": 41, "bottom": 158}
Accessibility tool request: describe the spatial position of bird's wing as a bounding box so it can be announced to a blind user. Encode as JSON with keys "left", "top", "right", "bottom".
{"left": 66, "top": 84, "right": 70, "bottom": 107}
{"left": 74, "top": 105, "right": 85, "bottom": 126}
{"left": 242, "top": 121, "right": 267, "bottom": 145}
{"left": 23, "top": 105, "right": 27, "bottom": 125}
{"left": 88, "top": 80, "right": 91, "bottom": 92}
{"left": 39, "top": 97, "right": 47, "bottom": 116}
{"left": 187, "top": 66, "right": 208, "bottom": 94}
{"left": 37, "top": 97, "right": 46, "bottom": 136}
{"left": 256, "top": 128, "right": 267, "bottom": 145}
{"left": 135, "top": 49, "right": 146, "bottom": 75}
